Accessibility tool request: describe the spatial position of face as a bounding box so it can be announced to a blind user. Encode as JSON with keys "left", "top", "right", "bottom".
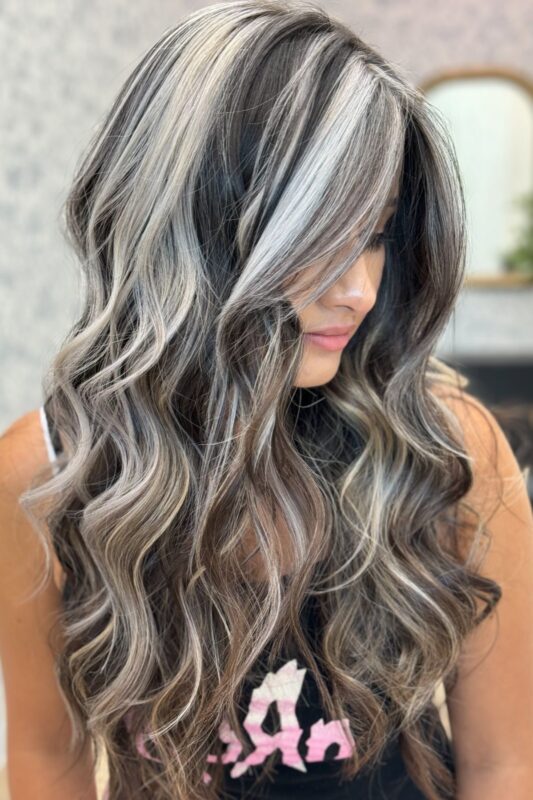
{"left": 291, "top": 182, "right": 399, "bottom": 389}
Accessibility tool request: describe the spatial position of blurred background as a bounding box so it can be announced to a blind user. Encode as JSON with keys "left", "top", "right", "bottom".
{"left": 0, "top": 0, "right": 532, "bottom": 796}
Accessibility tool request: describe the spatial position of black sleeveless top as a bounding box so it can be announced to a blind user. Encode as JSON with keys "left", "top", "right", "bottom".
{"left": 40, "top": 403, "right": 456, "bottom": 799}
{"left": 214, "top": 589, "right": 455, "bottom": 799}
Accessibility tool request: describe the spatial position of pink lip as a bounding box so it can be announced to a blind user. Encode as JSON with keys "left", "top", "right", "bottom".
{"left": 304, "top": 332, "right": 352, "bottom": 351}
{"left": 306, "top": 325, "right": 355, "bottom": 336}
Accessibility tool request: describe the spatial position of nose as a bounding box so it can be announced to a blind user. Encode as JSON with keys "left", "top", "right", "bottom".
{"left": 328, "top": 283, "right": 378, "bottom": 317}
{"left": 356, "top": 287, "right": 378, "bottom": 315}
{"left": 320, "top": 246, "right": 380, "bottom": 314}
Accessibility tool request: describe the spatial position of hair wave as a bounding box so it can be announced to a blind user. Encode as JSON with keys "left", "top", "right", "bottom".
{"left": 21, "top": 2, "right": 502, "bottom": 798}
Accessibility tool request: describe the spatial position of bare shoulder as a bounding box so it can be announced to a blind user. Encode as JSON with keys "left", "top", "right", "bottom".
{"left": 1, "top": 405, "right": 48, "bottom": 458}
{"left": 429, "top": 380, "right": 500, "bottom": 444}
{"left": 0, "top": 407, "right": 64, "bottom": 595}
{"left": 428, "top": 388, "right": 533, "bottom": 770}
{"left": 0, "top": 409, "right": 78, "bottom": 755}
{"left": 429, "top": 382, "right": 526, "bottom": 517}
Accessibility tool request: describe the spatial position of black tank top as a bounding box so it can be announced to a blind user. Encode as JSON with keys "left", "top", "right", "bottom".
{"left": 213, "top": 589, "right": 455, "bottom": 799}
{"left": 40, "top": 403, "right": 456, "bottom": 799}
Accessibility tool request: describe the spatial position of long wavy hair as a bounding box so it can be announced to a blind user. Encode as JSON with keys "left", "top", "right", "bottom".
{"left": 19, "top": 1, "right": 502, "bottom": 798}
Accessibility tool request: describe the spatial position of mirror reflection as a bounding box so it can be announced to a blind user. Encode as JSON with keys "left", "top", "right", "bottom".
{"left": 422, "top": 70, "right": 533, "bottom": 284}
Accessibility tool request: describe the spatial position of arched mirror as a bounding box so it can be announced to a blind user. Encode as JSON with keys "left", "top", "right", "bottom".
{"left": 420, "top": 68, "right": 533, "bottom": 286}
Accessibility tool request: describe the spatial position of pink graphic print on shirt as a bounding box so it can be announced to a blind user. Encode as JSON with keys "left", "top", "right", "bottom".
{"left": 127, "top": 658, "right": 356, "bottom": 786}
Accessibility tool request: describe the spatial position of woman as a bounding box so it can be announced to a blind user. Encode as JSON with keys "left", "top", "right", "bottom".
{"left": 1, "top": 1, "right": 532, "bottom": 799}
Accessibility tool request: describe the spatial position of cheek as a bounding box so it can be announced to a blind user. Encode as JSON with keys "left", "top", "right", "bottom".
{"left": 293, "top": 310, "right": 315, "bottom": 341}
{"left": 361, "top": 255, "right": 386, "bottom": 313}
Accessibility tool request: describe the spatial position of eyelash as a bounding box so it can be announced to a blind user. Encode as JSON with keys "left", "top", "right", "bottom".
{"left": 366, "top": 232, "right": 389, "bottom": 252}
{"left": 365, "top": 213, "right": 396, "bottom": 252}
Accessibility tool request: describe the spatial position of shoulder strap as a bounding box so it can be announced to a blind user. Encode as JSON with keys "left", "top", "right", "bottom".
{"left": 41, "top": 400, "right": 64, "bottom": 460}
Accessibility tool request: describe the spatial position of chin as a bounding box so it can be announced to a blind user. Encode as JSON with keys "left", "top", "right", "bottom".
{"left": 293, "top": 367, "right": 340, "bottom": 388}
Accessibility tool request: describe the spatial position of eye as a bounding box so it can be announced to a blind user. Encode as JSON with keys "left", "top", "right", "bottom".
{"left": 366, "top": 232, "right": 388, "bottom": 252}
{"left": 365, "top": 211, "right": 396, "bottom": 252}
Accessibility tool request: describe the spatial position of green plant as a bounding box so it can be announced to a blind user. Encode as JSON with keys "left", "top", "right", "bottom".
{"left": 502, "top": 191, "right": 533, "bottom": 276}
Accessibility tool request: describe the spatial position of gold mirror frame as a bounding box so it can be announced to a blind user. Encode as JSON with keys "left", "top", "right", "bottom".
{"left": 419, "top": 67, "right": 533, "bottom": 288}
